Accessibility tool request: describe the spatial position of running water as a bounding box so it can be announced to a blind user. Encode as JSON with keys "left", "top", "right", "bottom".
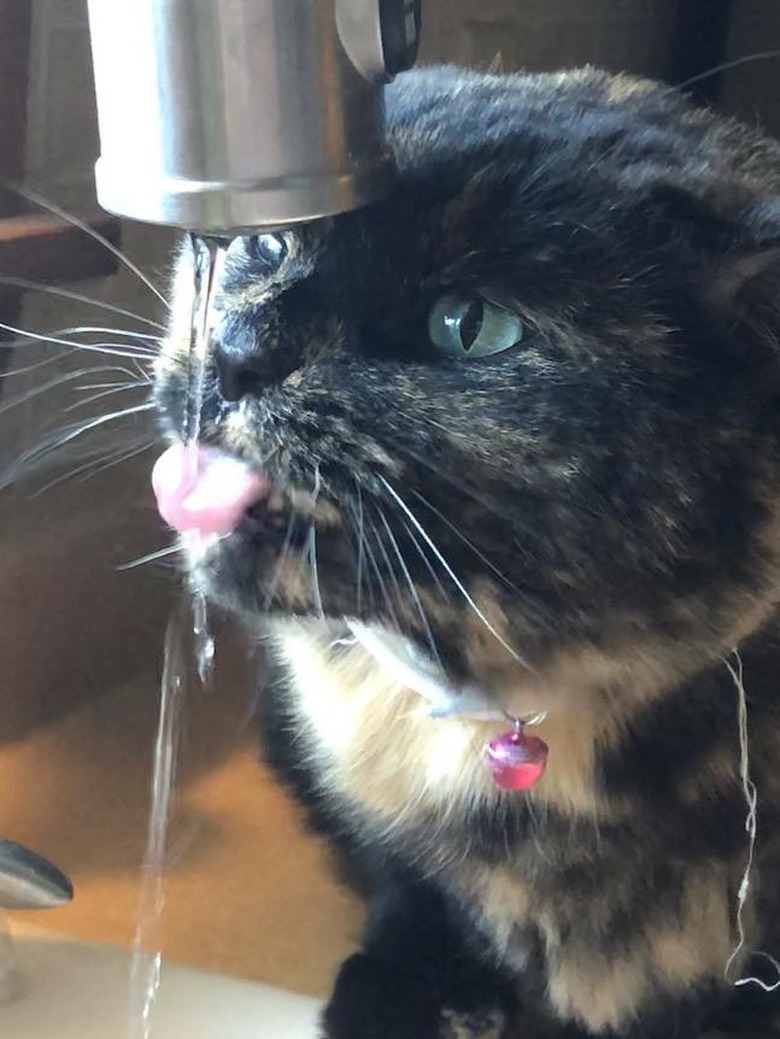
{"left": 0, "top": 910, "right": 21, "bottom": 1005}
{"left": 127, "top": 237, "right": 226, "bottom": 1038}
{"left": 193, "top": 590, "right": 216, "bottom": 685}
{"left": 126, "top": 606, "right": 187, "bottom": 1039}
{"left": 186, "top": 236, "right": 226, "bottom": 688}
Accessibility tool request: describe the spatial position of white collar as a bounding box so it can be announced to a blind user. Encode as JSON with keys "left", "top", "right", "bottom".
{"left": 344, "top": 619, "right": 506, "bottom": 721}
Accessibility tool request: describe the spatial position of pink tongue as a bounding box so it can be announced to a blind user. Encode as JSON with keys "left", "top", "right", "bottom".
{"left": 152, "top": 444, "right": 269, "bottom": 536}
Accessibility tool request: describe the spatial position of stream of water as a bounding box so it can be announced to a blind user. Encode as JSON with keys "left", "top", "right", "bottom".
{"left": 127, "top": 237, "right": 226, "bottom": 1038}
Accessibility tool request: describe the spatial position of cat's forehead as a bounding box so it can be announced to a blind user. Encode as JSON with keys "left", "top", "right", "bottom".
{"left": 211, "top": 74, "right": 600, "bottom": 297}
{"left": 195, "top": 65, "right": 778, "bottom": 326}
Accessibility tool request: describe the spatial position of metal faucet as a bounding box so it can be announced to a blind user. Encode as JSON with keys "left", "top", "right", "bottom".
{"left": 0, "top": 840, "right": 73, "bottom": 912}
{"left": 85, "top": 0, "right": 422, "bottom": 233}
{"left": 0, "top": 840, "right": 73, "bottom": 1003}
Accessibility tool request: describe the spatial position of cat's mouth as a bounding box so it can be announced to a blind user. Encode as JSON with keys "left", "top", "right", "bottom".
{"left": 150, "top": 443, "right": 539, "bottom": 705}
{"left": 151, "top": 442, "right": 356, "bottom": 616}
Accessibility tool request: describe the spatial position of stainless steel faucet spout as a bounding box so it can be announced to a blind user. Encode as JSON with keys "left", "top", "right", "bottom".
{"left": 86, "top": 0, "right": 421, "bottom": 233}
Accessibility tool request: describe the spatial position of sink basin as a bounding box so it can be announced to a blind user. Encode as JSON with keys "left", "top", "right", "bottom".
{"left": 2, "top": 922, "right": 322, "bottom": 1038}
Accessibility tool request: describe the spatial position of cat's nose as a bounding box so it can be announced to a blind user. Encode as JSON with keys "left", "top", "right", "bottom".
{"left": 214, "top": 343, "right": 264, "bottom": 402}
{"left": 213, "top": 326, "right": 299, "bottom": 402}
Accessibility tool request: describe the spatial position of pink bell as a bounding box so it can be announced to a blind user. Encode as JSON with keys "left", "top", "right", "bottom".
{"left": 485, "top": 726, "right": 548, "bottom": 791}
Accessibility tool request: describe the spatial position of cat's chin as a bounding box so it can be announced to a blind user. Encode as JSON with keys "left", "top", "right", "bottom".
{"left": 180, "top": 491, "right": 365, "bottom": 627}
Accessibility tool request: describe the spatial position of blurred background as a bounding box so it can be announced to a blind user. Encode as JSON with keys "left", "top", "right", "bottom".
{"left": 0, "top": 0, "right": 778, "bottom": 1029}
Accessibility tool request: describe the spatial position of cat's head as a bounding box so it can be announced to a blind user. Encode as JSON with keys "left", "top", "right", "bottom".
{"left": 155, "top": 66, "right": 780, "bottom": 714}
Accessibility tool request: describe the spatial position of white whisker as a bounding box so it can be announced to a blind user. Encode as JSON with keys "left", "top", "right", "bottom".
{"left": 353, "top": 479, "right": 366, "bottom": 614}
{"left": 74, "top": 374, "right": 151, "bottom": 391}
{"left": 412, "top": 489, "right": 523, "bottom": 594}
{"left": 13, "top": 185, "right": 171, "bottom": 311}
{"left": 262, "top": 508, "right": 299, "bottom": 612}
{"left": 379, "top": 476, "right": 534, "bottom": 672}
{"left": 1, "top": 401, "right": 154, "bottom": 489}
{"left": 2, "top": 351, "right": 79, "bottom": 379}
{"left": 64, "top": 381, "right": 152, "bottom": 413}
{"left": 308, "top": 527, "right": 324, "bottom": 619}
{"left": 369, "top": 517, "right": 407, "bottom": 621}
{"left": 2, "top": 324, "right": 149, "bottom": 351}
{"left": 118, "top": 544, "right": 182, "bottom": 571}
{"left": 49, "top": 325, "right": 161, "bottom": 342}
{"left": 397, "top": 517, "right": 448, "bottom": 598}
{"left": 0, "top": 275, "right": 166, "bottom": 331}
{"left": 28, "top": 437, "right": 153, "bottom": 496}
{"left": 0, "top": 322, "right": 155, "bottom": 359}
{"left": 72, "top": 439, "right": 154, "bottom": 486}
{"left": 307, "top": 464, "right": 325, "bottom": 618}
{"left": 0, "top": 365, "right": 134, "bottom": 418}
{"left": 377, "top": 504, "right": 441, "bottom": 666}
{"left": 362, "top": 523, "right": 401, "bottom": 630}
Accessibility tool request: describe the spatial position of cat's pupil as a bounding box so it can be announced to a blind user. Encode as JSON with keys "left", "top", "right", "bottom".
{"left": 459, "top": 300, "right": 484, "bottom": 350}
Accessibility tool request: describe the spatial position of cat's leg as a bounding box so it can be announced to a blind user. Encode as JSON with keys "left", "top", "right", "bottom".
{"left": 322, "top": 868, "right": 518, "bottom": 1039}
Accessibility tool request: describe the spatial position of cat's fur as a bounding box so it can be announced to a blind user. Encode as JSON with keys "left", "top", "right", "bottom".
{"left": 155, "top": 67, "right": 780, "bottom": 1037}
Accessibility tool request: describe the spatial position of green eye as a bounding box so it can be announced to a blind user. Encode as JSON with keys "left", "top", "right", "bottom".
{"left": 428, "top": 294, "right": 524, "bottom": 358}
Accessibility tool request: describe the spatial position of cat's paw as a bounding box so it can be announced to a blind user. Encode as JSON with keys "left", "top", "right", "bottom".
{"left": 439, "top": 1006, "right": 507, "bottom": 1038}
{"left": 322, "top": 953, "right": 440, "bottom": 1039}
{"left": 322, "top": 954, "right": 508, "bottom": 1039}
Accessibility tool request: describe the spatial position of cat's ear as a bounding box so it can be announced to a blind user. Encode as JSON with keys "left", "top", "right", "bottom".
{"left": 704, "top": 196, "right": 780, "bottom": 322}
{"left": 639, "top": 180, "right": 780, "bottom": 317}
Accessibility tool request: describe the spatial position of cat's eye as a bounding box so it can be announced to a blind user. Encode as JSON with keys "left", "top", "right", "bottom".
{"left": 247, "top": 233, "right": 287, "bottom": 271}
{"left": 224, "top": 232, "right": 287, "bottom": 272}
{"left": 428, "top": 294, "right": 524, "bottom": 358}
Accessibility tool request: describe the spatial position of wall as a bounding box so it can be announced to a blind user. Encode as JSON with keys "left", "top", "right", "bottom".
{"left": 720, "top": 1, "right": 780, "bottom": 138}
{"left": 418, "top": 0, "right": 681, "bottom": 79}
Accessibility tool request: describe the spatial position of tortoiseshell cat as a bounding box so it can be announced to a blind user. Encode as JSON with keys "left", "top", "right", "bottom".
{"left": 153, "top": 67, "right": 780, "bottom": 1038}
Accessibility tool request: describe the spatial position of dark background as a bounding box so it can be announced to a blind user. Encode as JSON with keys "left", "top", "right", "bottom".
{"left": 418, "top": 0, "right": 779, "bottom": 135}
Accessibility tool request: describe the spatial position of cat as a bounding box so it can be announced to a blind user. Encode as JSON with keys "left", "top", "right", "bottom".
{"left": 153, "top": 66, "right": 780, "bottom": 1038}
